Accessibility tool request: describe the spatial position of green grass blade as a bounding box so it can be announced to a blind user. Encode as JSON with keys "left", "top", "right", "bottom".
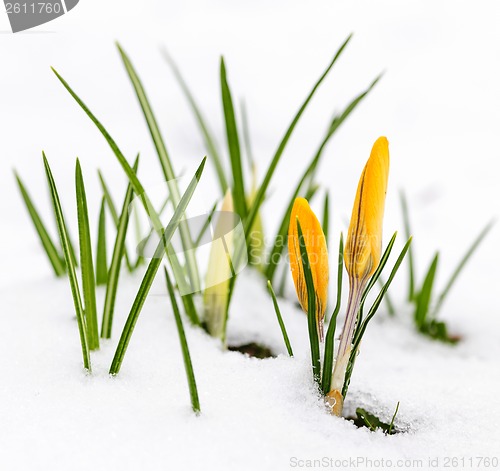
{"left": 344, "top": 237, "right": 412, "bottom": 397}
{"left": 244, "top": 35, "right": 353, "bottom": 243}
{"left": 98, "top": 169, "right": 134, "bottom": 272}
{"left": 14, "top": 171, "right": 66, "bottom": 277}
{"left": 432, "top": 220, "right": 495, "bottom": 317}
{"left": 109, "top": 157, "right": 206, "bottom": 375}
{"left": 116, "top": 43, "right": 201, "bottom": 292}
{"left": 321, "top": 233, "right": 344, "bottom": 395}
{"left": 388, "top": 401, "right": 400, "bottom": 435}
{"left": 43, "top": 154, "right": 91, "bottom": 371}
{"left": 353, "top": 232, "right": 397, "bottom": 339}
{"left": 51, "top": 67, "right": 162, "bottom": 231}
{"left": 378, "top": 276, "right": 396, "bottom": 316}
{"left": 240, "top": 100, "right": 255, "bottom": 170}
{"left": 267, "top": 281, "right": 293, "bottom": 357}
{"left": 52, "top": 68, "right": 200, "bottom": 319}
{"left": 161, "top": 48, "right": 228, "bottom": 193}
{"left": 220, "top": 58, "right": 247, "bottom": 220}
{"left": 96, "top": 197, "right": 108, "bottom": 286}
{"left": 76, "top": 160, "right": 100, "bottom": 351}
{"left": 322, "top": 191, "right": 330, "bottom": 247}
{"left": 297, "top": 219, "right": 321, "bottom": 386}
{"left": 101, "top": 158, "right": 139, "bottom": 339}
{"left": 400, "top": 191, "right": 415, "bottom": 301}
{"left": 164, "top": 267, "right": 201, "bottom": 414}
{"left": 414, "top": 253, "right": 439, "bottom": 328}
{"left": 194, "top": 201, "right": 218, "bottom": 248}
{"left": 305, "top": 75, "right": 382, "bottom": 192}
{"left": 265, "top": 69, "right": 375, "bottom": 284}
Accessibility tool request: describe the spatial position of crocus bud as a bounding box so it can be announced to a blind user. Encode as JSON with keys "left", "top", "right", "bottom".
{"left": 288, "top": 197, "right": 329, "bottom": 340}
{"left": 204, "top": 190, "right": 234, "bottom": 340}
{"left": 344, "top": 136, "right": 390, "bottom": 280}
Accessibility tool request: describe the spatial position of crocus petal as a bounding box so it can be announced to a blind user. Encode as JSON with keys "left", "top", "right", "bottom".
{"left": 344, "top": 136, "right": 390, "bottom": 280}
{"left": 288, "top": 197, "right": 329, "bottom": 338}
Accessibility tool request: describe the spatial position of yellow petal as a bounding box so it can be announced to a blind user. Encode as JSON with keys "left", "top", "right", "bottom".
{"left": 288, "top": 197, "right": 329, "bottom": 337}
{"left": 344, "top": 136, "right": 390, "bottom": 280}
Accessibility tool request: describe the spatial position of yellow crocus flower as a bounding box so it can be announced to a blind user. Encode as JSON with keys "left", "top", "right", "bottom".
{"left": 328, "top": 136, "right": 390, "bottom": 416}
{"left": 288, "top": 197, "right": 329, "bottom": 340}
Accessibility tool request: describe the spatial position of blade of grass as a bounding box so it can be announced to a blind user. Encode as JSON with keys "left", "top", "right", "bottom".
{"left": 109, "top": 157, "right": 206, "bottom": 375}
{"left": 98, "top": 169, "right": 134, "bottom": 272}
{"left": 387, "top": 402, "right": 400, "bottom": 435}
{"left": 354, "top": 232, "right": 398, "bottom": 336}
{"left": 322, "top": 191, "right": 330, "bottom": 247}
{"left": 240, "top": 99, "right": 255, "bottom": 171}
{"left": 52, "top": 67, "right": 200, "bottom": 320}
{"left": 400, "top": 191, "right": 415, "bottom": 302}
{"left": 344, "top": 237, "right": 412, "bottom": 397}
{"left": 414, "top": 253, "right": 439, "bottom": 328}
{"left": 297, "top": 219, "right": 321, "bottom": 386}
{"left": 101, "top": 157, "right": 139, "bottom": 339}
{"left": 76, "top": 160, "right": 100, "bottom": 351}
{"left": 220, "top": 58, "right": 247, "bottom": 220}
{"left": 116, "top": 43, "right": 201, "bottom": 293}
{"left": 321, "top": 233, "right": 344, "bottom": 395}
{"left": 265, "top": 73, "right": 379, "bottom": 284}
{"left": 432, "top": 220, "right": 495, "bottom": 318}
{"left": 96, "top": 197, "right": 108, "bottom": 286}
{"left": 244, "top": 35, "right": 353, "bottom": 245}
{"left": 267, "top": 281, "right": 293, "bottom": 357}
{"left": 194, "top": 201, "right": 218, "bottom": 248}
{"left": 14, "top": 171, "right": 66, "bottom": 277}
{"left": 43, "top": 154, "right": 90, "bottom": 371}
{"left": 161, "top": 47, "right": 228, "bottom": 193}
{"left": 164, "top": 267, "right": 201, "bottom": 414}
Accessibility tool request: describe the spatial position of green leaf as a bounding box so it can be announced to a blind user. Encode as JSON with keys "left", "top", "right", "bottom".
{"left": 96, "top": 197, "right": 108, "bottom": 286}
{"left": 109, "top": 157, "right": 206, "bottom": 375}
{"left": 164, "top": 267, "right": 201, "bottom": 414}
{"left": 432, "top": 220, "right": 494, "bottom": 318}
{"left": 322, "top": 191, "right": 330, "bottom": 247}
{"left": 220, "top": 57, "right": 247, "bottom": 220}
{"left": 75, "top": 160, "right": 100, "bottom": 351}
{"left": 52, "top": 67, "right": 200, "bottom": 322}
{"left": 264, "top": 69, "right": 379, "bottom": 284}
{"left": 98, "top": 169, "right": 134, "bottom": 272}
{"left": 400, "top": 191, "right": 415, "bottom": 302}
{"left": 14, "top": 171, "right": 66, "bottom": 277}
{"left": 267, "top": 281, "right": 293, "bottom": 357}
{"left": 244, "top": 35, "right": 353, "bottom": 246}
{"left": 388, "top": 401, "right": 400, "bottom": 435}
{"left": 101, "top": 157, "right": 139, "bottom": 339}
{"left": 344, "top": 237, "right": 412, "bottom": 397}
{"left": 240, "top": 99, "right": 255, "bottom": 171}
{"left": 43, "top": 154, "right": 91, "bottom": 372}
{"left": 321, "top": 234, "right": 344, "bottom": 395}
{"left": 116, "top": 43, "right": 201, "bottom": 293}
{"left": 162, "top": 48, "right": 228, "bottom": 193}
{"left": 414, "top": 253, "right": 439, "bottom": 328}
{"left": 354, "top": 407, "right": 397, "bottom": 434}
{"left": 297, "top": 219, "right": 321, "bottom": 386}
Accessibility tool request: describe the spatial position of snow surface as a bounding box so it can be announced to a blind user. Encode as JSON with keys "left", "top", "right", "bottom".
{"left": 1, "top": 1, "right": 500, "bottom": 470}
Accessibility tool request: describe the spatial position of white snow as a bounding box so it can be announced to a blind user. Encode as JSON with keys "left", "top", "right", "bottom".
{"left": 1, "top": 1, "right": 500, "bottom": 470}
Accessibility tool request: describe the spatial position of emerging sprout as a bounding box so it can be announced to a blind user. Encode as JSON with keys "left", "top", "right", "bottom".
{"left": 288, "top": 197, "right": 329, "bottom": 340}
{"left": 204, "top": 190, "right": 235, "bottom": 339}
